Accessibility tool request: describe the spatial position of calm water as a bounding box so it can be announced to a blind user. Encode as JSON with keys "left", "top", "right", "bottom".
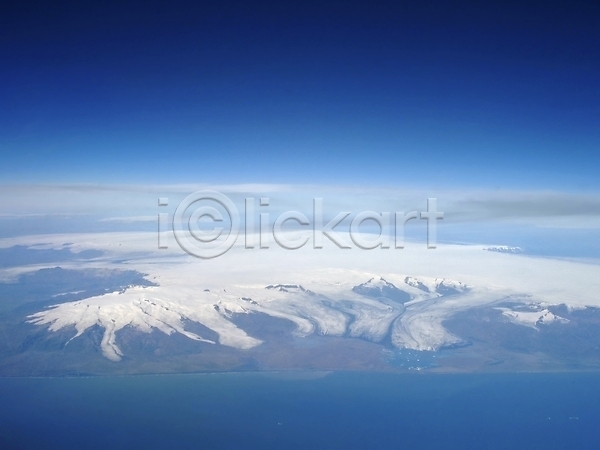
{"left": 1, "top": 371, "right": 599, "bottom": 449}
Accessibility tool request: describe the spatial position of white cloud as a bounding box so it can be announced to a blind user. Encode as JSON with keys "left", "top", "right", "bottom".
{"left": 99, "top": 215, "right": 157, "bottom": 223}
{"left": 1, "top": 183, "right": 598, "bottom": 230}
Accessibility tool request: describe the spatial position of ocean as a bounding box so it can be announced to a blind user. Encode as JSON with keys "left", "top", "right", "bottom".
{"left": 0, "top": 371, "right": 598, "bottom": 449}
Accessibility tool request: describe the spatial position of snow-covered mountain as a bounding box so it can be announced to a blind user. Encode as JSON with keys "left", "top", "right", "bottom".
{"left": 434, "top": 279, "right": 469, "bottom": 296}
{"left": 265, "top": 284, "right": 315, "bottom": 295}
{"left": 352, "top": 276, "right": 412, "bottom": 303}
{"left": 26, "top": 273, "right": 550, "bottom": 360}
{"left": 11, "top": 232, "right": 600, "bottom": 368}
{"left": 496, "top": 306, "right": 569, "bottom": 329}
{"left": 484, "top": 246, "right": 524, "bottom": 254}
{"left": 404, "top": 276, "right": 430, "bottom": 292}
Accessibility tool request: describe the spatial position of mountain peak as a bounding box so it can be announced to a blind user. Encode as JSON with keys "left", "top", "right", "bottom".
{"left": 265, "top": 284, "right": 314, "bottom": 295}
{"left": 403, "top": 276, "right": 430, "bottom": 292}
{"left": 353, "top": 277, "right": 412, "bottom": 303}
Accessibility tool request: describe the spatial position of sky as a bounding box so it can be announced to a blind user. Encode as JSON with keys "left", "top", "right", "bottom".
{"left": 1, "top": 1, "right": 599, "bottom": 189}
{"left": 1, "top": 1, "right": 599, "bottom": 259}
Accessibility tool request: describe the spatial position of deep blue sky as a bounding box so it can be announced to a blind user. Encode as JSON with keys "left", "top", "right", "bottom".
{"left": 1, "top": 1, "right": 598, "bottom": 189}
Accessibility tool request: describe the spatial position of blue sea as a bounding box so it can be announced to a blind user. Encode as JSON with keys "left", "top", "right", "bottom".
{"left": 1, "top": 372, "right": 599, "bottom": 449}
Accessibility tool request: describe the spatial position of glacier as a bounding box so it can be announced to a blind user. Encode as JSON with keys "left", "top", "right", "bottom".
{"left": 4, "top": 231, "right": 599, "bottom": 361}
